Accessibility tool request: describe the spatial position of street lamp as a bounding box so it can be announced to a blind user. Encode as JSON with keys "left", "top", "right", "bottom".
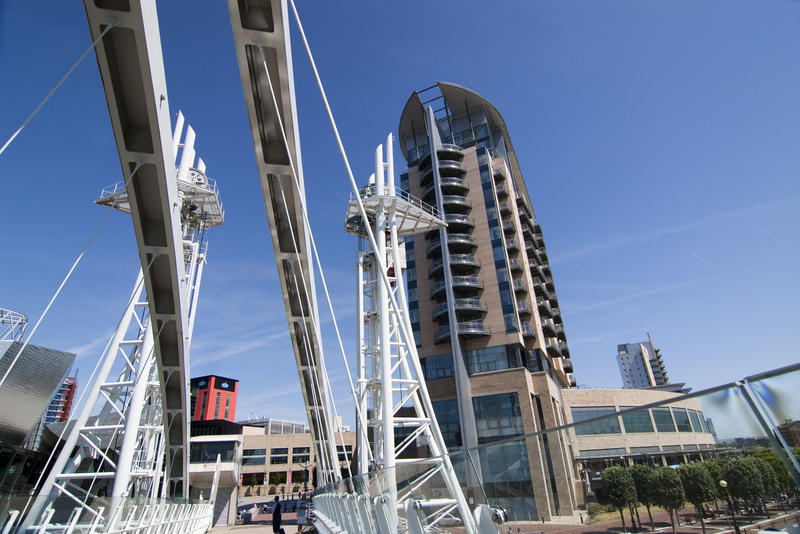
{"left": 719, "top": 480, "right": 740, "bottom": 534}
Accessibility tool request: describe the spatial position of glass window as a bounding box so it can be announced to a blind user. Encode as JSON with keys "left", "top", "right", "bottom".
{"left": 336, "top": 445, "right": 353, "bottom": 461}
{"left": 214, "top": 392, "right": 221, "bottom": 419}
{"left": 578, "top": 448, "right": 627, "bottom": 458}
{"left": 224, "top": 395, "right": 231, "bottom": 420}
{"left": 473, "top": 393, "right": 524, "bottom": 442}
{"left": 189, "top": 441, "right": 236, "bottom": 463}
{"left": 423, "top": 354, "right": 453, "bottom": 380}
{"left": 242, "top": 448, "right": 266, "bottom": 466}
{"left": 432, "top": 399, "right": 462, "bottom": 449}
{"left": 291, "top": 469, "right": 309, "bottom": 484}
{"left": 688, "top": 410, "right": 703, "bottom": 432}
{"left": 292, "top": 447, "right": 310, "bottom": 464}
{"left": 465, "top": 345, "right": 514, "bottom": 374}
{"left": 620, "top": 407, "right": 654, "bottom": 433}
{"left": 630, "top": 446, "right": 660, "bottom": 454}
{"left": 652, "top": 407, "right": 676, "bottom": 432}
{"left": 671, "top": 408, "right": 692, "bottom": 432}
{"left": 570, "top": 407, "right": 621, "bottom": 435}
{"left": 270, "top": 448, "right": 289, "bottom": 464}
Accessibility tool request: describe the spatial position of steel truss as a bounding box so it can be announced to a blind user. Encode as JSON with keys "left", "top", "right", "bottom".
{"left": 19, "top": 117, "right": 222, "bottom": 533}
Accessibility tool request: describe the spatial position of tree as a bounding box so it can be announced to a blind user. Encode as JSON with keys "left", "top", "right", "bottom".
{"left": 701, "top": 459, "right": 726, "bottom": 511}
{"left": 602, "top": 466, "right": 638, "bottom": 530}
{"left": 678, "top": 463, "right": 716, "bottom": 534}
{"left": 725, "top": 457, "right": 764, "bottom": 522}
{"left": 631, "top": 464, "right": 656, "bottom": 530}
{"left": 652, "top": 467, "right": 685, "bottom": 534}
{"left": 750, "top": 456, "right": 780, "bottom": 516}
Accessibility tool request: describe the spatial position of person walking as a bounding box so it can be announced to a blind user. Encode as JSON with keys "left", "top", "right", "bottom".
{"left": 272, "top": 496, "right": 285, "bottom": 534}
{"left": 296, "top": 495, "right": 309, "bottom": 533}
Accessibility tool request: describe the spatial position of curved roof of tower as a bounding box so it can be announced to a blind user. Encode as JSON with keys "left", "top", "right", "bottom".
{"left": 397, "top": 81, "right": 531, "bottom": 206}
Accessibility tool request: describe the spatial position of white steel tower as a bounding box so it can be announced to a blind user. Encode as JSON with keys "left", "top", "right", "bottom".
{"left": 20, "top": 115, "right": 223, "bottom": 533}
{"left": 314, "top": 135, "right": 482, "bottom": 534}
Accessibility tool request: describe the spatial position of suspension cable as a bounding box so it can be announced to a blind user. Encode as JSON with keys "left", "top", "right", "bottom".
{"left": 0, "top": 161, "right": 143, "bottom": 393}
{"left": 0, "top": 25, "right": 114, "bottom": 157}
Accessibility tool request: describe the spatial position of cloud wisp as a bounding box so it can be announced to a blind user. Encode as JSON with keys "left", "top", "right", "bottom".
{"left": 551, "top": 197, "right": 799, "bottom": 265}
{"left": 569, "top": 276, "right": 716, "bottom": 314}
{"left": 692, "top": 253, "right": 723, "bottom": 274}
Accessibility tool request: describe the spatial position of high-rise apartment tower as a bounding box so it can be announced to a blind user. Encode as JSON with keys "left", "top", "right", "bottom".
{"left": 398, "top": 82, "right": 577, "bottom": 520}
{"left": 617, "top": 334, "right": 668, "bottom": 389}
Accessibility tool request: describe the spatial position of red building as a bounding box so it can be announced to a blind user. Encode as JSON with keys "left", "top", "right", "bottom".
{"left": 190, "top": 375, "right": 238, "bottom": 422}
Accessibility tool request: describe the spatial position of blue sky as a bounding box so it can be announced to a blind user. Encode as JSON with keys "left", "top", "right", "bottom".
{"left": 1, "top": 1, "right": 798, "bottom": 428}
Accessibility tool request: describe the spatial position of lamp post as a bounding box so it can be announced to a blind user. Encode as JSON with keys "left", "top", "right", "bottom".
{"left": 719, "top": 480, "right": 740, "bottom": 534}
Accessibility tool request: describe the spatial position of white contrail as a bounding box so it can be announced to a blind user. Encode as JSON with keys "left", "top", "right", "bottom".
{"left": 692, "top": 253, "right": 723, "bottom": 274}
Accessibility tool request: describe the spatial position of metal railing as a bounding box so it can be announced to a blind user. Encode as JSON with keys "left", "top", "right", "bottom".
{"left": 353, "top": 184, "right": 441, "bottom": 220}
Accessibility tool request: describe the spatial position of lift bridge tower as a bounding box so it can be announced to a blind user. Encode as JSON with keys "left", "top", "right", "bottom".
{"left": 20, "top": 115, "right": 223, "bottom": 532}
{"left": 312, "top": 135, "right": 496, "bottom": 534}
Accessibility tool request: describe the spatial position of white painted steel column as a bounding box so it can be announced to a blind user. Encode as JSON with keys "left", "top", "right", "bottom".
{"left": 109, "top": 333, "right": 157, "bottom": 524}
{"left": 356, "top": 254, "right": 368, "bottom": 476}
{"left": 375, "top": 144, "right": 397, "bottom": 526}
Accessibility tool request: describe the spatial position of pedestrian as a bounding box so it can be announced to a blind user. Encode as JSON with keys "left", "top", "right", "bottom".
{"left": 272, "top": 496, "right": 285, "bottom": 534}
{"left": 296, "top": 495, "right": 309, "bottom": 533}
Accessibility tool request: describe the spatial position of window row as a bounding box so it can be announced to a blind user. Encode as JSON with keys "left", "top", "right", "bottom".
{"left": 570, "top": 405, "right": 711, "bottom": 436}
{"left": 242, "top": 446, "right": 312, "bottom": 466}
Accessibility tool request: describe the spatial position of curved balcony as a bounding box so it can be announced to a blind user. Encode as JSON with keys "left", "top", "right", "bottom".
{"left": 534, "top": 282, "right": 552, "bottom": 300}
{"left": 427, "top": 255, "right": 480, "bottom": 278}
{"left": 561, "top": 344, "right": 570, "bottom": 358}
{"left": 495, "top": 184, "right": 509, "bottom": 199}
{"left": 435, "top": 320, "right": 489, "bottom": 344}
{"left": 502, "top": 219, "right": 516, "bottom": 235}
{"left": 431, "top": 276, "right": 483, "bottom": 299}
{"left": 441, "top": 195, "right": 472, "bottom": 213}
{"left": 499, "top": 203, "right": 513, "bottom": 216}
{"left": 562, "top": 359, "right": 574, "bottom": 374}
{"left": 433, "top": 298, "right": 487, "bottom": 321}
{"left": 552, "top": 306, "right": 562, "bottom": 319}
{"left": 517, "top": 300, "right": 532, "bottom": 317}
{"left": 444, "top": 214, "right": 474, "bottom": 232}
{"left": 420, "top": 158, "right": 466, "bottom": 187}
{"left": 426, "top": 233, "right": 478, "bottom": 258}
{"left": 422, "top": 176, "right": 468, "bottom": 202}
{"left": 509, "top": 259, "right": 523, "bottom": 272}
{"left": 542, "top": 264, "right": 552, "bottom": 276}
{"left": 506, "top": 239, "right": 519, "bottom": 254}
{"left": 568, "top": 374, "right": 577, "bottom": 387}
{"left": 538, "top": 248, "right": 548, "bottom": 262}
{"left": 439, "top": 144, "right": 464, "bottom": 159}
{"left": 493, "top": 167, "right": 507, "bottom": 182}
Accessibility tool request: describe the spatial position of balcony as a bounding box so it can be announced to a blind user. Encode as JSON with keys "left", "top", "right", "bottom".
{"left": 433, "top": 298, "right": 487, "bottom": 321}
{"left": 521, "top": 323, "right": 536, "bottom": 339}
{"left": 495, "top": 184, "right": 509, "bottom": 199}
{"left": 508, "top": 259, "right": 522, "bottom": 272}
{"left": 422, "top": 176, "right": 468, "bottom": 202}
{"left": 538, "top": 248, "right": 548, "bottom": 262}
{"left": 541, "top": 318, "right": 557, "bottom": 337}
{"left": 568, "top": 374, "right": 577, "bottom": 388}
{"left": 431, "top": 276, "right": 483, "bottom": 298}
{"left": 563, "top": 359, "right": 574, "bottom": 374}
{"left": 435, "top": 320, "right": 489, "bottom": 344}
{"left": 442, "top": 195, "right": 472, "bottom": 213}
{"left": 493, "top": 167, "right": 507, "bottom": 181}
{"left": 502, "top": 219, "right": 516, "bottom": 235}
{"left": 513, "top": 279, "right": 528, "bottom": 294}
{"left": 556, "top": 324, "right": 566, "bottom": 340}
{"left": 561, "top": 344, "right": 570, "bottom": 358}
{"left": 426, "top": 233, "right": 478, "bottom": 257}
{"left": 537, "top": 298, "right": 553, "bottom": 317}
{"left": 438, "top": 159, "right": 467, "bottom": 176}
{"left": 542, "top": 263, "right": 552, "bottom": 276}
{"left": 444, "top": 214, "right": 474, "bottom": 232}
{"left": 534, "top": 282, "right": 552, "bottom": 300}
{"left": 517, "top": 300, "right": 532, "bottom": 317}
{"left": 545, "top": 339, "right": 562, "bottom": 358}
{"left": 506, "top": 239, "right": 519, "bottom": 253}
{"left": 499, "top": 203, "right": 512, "bottom": 215}
{"left": 439, "top": 144, "right": 465, "bottom": 160}
{"left": 530, "top": 263, "right": 545, "bottom": 280}
{"left": 428, "top": 255, "right": 481, "bottom": 278}
{"left": 551, "top": 306, "right": 562, "bottom": 319}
